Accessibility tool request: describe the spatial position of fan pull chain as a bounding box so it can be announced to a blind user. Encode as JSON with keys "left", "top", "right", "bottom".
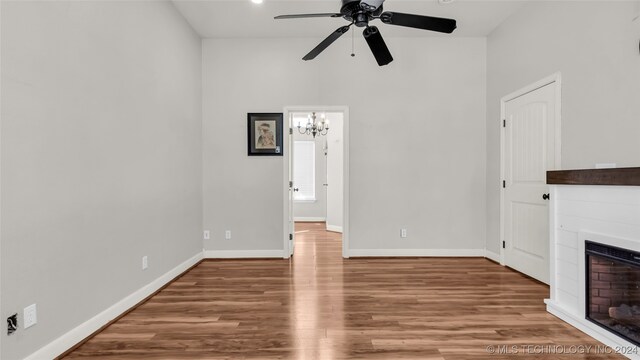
{"left": 351, "top": 25, "right": 355, "bottom": 57}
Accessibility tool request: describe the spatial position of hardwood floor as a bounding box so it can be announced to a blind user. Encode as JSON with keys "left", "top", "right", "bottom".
{"left": 63, "top": 222, "right": 623, "bottom": 359}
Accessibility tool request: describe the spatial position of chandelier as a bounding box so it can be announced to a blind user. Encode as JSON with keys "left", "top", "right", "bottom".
{"left": 297, "top": 112, "right": 329, "bottom": 138}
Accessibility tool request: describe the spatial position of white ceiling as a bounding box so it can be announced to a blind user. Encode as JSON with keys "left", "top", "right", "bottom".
{"left": 172, "top": 0, "right": 529, "bottom": 39}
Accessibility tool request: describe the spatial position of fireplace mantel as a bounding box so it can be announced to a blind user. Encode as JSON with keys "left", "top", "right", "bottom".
{"left": 547, "top": 167, "right": 640, "bottom": 186}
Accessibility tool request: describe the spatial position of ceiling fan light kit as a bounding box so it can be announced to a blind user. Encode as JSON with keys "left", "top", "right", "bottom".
{"left": 275, "top": 0, "right": 457, "bottom": 66}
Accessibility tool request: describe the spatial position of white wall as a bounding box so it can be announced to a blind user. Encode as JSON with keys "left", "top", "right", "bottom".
{"left": 202, "top": 38, "right": 321, "bottom": 253}
{"left": 203, "top": 37, "right": 487, "bottom": 255}
{"left": 292, "top": 114, "right": 327, "bottom": 221}
{"left": 486, "top": 1, "right": 640, "bottom": 254}
{"left": 0, "top": 1, "right": 202, "bottom": 359}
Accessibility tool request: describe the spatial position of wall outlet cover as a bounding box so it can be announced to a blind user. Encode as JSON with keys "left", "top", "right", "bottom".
{"left": 225, "top": 230, "right": 231, "bottom": 240}
{"left": 23, "top": 304, "right": 37, "bottom": 329}
{"left": 401, "top": 229, "right": 407, "bottom": 238}
{"left": 203, "top": 230, "right": 210, "bottom": 240}
{"left": 142, "top": 256, "right": 148, "bottom": 270}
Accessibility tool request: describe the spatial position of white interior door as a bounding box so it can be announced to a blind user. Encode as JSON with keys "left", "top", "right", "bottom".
{"left": 288, "top": 117, "right": 295, "bottom": 256}
{"left": 503, "top": 81, "right": 559, "bottom": 284}
{"left": 325, "top": 113, "right": 343, "bottom": 233}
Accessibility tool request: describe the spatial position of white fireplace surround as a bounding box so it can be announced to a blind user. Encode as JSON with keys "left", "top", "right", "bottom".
{"left": 546, "top": 185, "right": 640, "bottom": 359}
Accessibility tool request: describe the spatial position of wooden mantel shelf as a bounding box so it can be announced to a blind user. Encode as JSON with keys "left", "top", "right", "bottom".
{"left": 547, "top": 167, "right": 640, "bottom": 186}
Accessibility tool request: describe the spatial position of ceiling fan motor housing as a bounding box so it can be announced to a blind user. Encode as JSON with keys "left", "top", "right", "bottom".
{"left": 341, "top": 0, "right": 384, "bottom": 27}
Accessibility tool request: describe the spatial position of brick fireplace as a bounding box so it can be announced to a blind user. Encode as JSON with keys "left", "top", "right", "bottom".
{"left": 586, "top": 241, "right": 640, "bottom": 346}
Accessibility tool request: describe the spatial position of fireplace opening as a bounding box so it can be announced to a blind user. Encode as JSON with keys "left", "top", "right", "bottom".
{"left": 586, "top": 241, "right": 640, "bottom": 346}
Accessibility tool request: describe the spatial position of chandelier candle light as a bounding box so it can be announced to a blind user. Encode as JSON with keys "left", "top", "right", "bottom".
{"left": 298, "top": 112, "right": 329, "bottom": 138}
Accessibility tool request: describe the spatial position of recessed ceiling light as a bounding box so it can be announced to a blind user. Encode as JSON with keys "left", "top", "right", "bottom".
{"left": 251, "top": 0, "right": 263, "bottom": 4}
{"left": 438, "top": 0, "right": 455, "bottom": 4}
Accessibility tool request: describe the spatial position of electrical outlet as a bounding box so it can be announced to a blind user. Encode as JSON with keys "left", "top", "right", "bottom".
{"left": 225, "top": 230, "right": 231, "bottom": 240}
{"left": 7, "top": 314, "right": 17, "bottom": 335}
{"left": 142, "top": 256, "right": 148, "bottom": 270}
{"left": 23, "top": 304, "right": 37, "bottom": 329}
{"left": 401, "top": 229, "right": 407, "bottom": 238}
{"left": 203, "top": 230, "right": 210, "bottom": 240}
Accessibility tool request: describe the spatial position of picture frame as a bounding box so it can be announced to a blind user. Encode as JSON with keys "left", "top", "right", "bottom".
{"left": 247, "top": 113, "right": 283, "bottom": 156}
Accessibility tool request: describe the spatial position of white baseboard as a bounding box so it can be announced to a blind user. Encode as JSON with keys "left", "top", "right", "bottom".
{"left": 294, "top": 217, "right": 326, "bottom": 222}
{"left": 348, "top": 248, "right": 486, "bottom": 257}
{"left": 204, "top": 249, "right": 285, "bottom": 259}
{"left": 25, "top": 251, "right": 204, "bottom": 360}
{"left": 326, "top": 225, "right": 343, "bottom": 233}
{"left": 484, "top": 249, "right": 501, "bottom": 263}
{"left": 545, "top": 300, "right": 640, "bottom": 360}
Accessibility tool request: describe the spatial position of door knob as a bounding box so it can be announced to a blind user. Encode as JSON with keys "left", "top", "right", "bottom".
{"left": 542, "top": 193, "right": 550, "bottom": 200}
{"left": 294, "top": 188, "right": 299, "bottom": 192}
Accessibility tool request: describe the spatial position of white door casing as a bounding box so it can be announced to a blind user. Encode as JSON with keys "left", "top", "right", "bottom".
{"left": 500, "top": 74, "right": 561, "bottom": 284}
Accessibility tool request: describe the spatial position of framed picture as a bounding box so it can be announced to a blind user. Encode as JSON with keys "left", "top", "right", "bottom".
{"left": 247, "top": 113, "right": 283, "bottom": 156}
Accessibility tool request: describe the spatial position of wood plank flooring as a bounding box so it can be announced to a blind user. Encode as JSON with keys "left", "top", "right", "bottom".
{"left": 63, "top": 222, "right": 623, "bottom": 359}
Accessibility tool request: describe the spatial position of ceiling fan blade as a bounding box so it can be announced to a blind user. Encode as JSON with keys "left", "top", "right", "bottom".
{"left": 380, "top": 12, "right": 456, "bottom": 33}
{"left": 275, "top": 13, "right": 342, "bottom": 20}
{"left": 363, "top": 26, "right": 393, "bottom": 66}
{"left": 303, "top": 26, "right": 351, "bottom": 61}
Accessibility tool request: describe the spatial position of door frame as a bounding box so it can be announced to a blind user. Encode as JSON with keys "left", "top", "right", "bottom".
{"left": 499, "top": 72, "right": 562, "bottom": 266}
{"left": 282, "top": 106, "right": 350, "bottom": 259}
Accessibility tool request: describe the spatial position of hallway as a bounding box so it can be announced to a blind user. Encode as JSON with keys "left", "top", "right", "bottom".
{"left": 63, "top": 223, "right": 620, "bottom": 359}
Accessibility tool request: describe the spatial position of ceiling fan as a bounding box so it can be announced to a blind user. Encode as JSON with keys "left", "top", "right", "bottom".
{"left": 274, "top": 0, "right": 457, "bottom": 66}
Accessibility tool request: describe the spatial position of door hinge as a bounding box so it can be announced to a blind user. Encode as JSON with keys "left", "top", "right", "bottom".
{"left": 289, "top": 128, "right": 293, "bottom": 135}
{"left": 502, "top": 241, "right": 506, "bottom": 249}
{"left": 289, "top": 181, "right": 293, "bottom": 188}
{"left": 502, "top": 180, "right": 506, "bottom": 188}
{"left": 503, "top": 119, "right": 506, "bottom": 128}
{"left": 289, "top": 234, "right": 293, "bottom": 241}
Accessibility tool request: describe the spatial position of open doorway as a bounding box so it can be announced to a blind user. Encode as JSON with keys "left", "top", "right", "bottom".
{"left": 283, "top": 106, "right": 349, "bottom": 259}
